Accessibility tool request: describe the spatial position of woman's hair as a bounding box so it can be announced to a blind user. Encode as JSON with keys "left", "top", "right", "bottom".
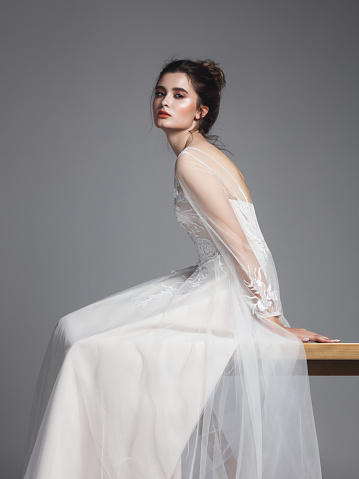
{"left": 152, "top": 57, "right": 230, "bottom": 153}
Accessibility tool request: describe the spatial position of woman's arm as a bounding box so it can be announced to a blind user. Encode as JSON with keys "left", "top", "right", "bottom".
{"left": 175, "top": 152, "right": 283, "bottom": 321}
{"left": 176, "top": 152, "right": 340, "bottom": 344}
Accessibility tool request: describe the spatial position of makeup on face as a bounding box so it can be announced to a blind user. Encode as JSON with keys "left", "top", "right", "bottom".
{"left": 158, "top": 109, "right": 171, "bottom": 118}
{"left": 153, "top": 73, "right": 199, "bottom": 129}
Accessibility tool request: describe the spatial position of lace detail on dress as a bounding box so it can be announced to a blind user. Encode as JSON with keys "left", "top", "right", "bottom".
{"left": 184, "top": 266, "right": 208, "bottom": 290}
{"left": 195, "top": 237, "right": 219, "bottom": 263}
{"left": 243, "top": 272, "right": 280, "bottom": 317}
{"left": 174, "top": 182, "right": 220, "bottom": 265}
{"left": 133, "top": 284, "right": 176, "bottom": 308}
{"left": 133, "top": 281, "right": 182, "bottom": 308}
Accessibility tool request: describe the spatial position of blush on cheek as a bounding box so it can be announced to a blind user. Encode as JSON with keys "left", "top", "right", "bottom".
{"left": 176, "top": 98, "right": 196, "bottom": 119}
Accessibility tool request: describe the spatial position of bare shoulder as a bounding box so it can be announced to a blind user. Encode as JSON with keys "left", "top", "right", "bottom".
{"left": 186, "top": 142, "right": 253, "bottom": 203}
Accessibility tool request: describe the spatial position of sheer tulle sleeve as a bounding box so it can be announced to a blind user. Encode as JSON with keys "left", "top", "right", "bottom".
{"left": 175, "top": 149, "right": 286, "bottom": 325}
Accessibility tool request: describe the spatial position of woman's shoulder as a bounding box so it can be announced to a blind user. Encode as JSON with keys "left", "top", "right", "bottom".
{"left": 180, "top": 142, "right": 253, "bottom": 203}
{"left": 181, "top": 142, "right": 243, "bottom": 179}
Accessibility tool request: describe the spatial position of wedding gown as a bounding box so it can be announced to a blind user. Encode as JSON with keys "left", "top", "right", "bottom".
{"left": 22, "top": 146, "right": 322, "bottom": 479}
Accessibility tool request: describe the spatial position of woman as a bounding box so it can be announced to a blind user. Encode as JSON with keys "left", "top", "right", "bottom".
{"left": 23, "top": 58, "right": 340, "bottom": 479}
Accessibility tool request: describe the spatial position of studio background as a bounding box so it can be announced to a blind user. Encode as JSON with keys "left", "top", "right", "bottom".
{"left": 1, "top": 1, "right": 358, "bottom": 477}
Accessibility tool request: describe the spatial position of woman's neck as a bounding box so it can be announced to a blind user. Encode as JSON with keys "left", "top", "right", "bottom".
{"left": 165, "top": 130, "right": 207, "bottom": 157}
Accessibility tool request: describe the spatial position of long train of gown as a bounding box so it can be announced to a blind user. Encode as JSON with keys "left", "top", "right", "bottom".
{"left": 22, "top": 146, "right": 322, "bottom": 478}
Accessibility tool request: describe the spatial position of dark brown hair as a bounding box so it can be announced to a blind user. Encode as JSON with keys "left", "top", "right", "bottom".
{"left": 152, "top": 57, "right": 230, "bottom": 153}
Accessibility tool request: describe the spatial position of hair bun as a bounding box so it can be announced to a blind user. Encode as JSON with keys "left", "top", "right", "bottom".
{"left": 198, "top": 59, "right": 226, "bottom": 92}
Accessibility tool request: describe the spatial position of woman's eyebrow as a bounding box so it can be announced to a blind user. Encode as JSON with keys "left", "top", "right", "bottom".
{"left": 155, "top": 86, "right": 189, "bottom": 94}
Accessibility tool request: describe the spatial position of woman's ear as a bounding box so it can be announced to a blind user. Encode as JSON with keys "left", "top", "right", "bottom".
{"left": 195, "top": 105, "right": 209, "bottom": 120}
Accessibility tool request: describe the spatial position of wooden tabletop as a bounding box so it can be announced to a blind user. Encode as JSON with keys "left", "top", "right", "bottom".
{"left": 303, "top": 343, "right": 359, "bottom": 360}
{"left": 303, "top": 343, "right": 359, "bottom": 375}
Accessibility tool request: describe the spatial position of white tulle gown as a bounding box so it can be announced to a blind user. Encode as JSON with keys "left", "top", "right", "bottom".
{"left": 23, "top": 146, "right": 322, "bottom": 478}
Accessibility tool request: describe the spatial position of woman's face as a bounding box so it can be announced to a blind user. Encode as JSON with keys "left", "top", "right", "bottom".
{"left": 152, "top": 72, "right": 207, "bottom": 132}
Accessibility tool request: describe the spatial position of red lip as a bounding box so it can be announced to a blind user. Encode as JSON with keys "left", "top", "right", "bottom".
{"left": 158, "top": 110, "right": 171, "bottom": 117}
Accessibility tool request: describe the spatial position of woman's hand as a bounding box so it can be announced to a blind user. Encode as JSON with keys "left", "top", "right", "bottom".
{"left": 283, "top": 327, "right": 340, "bottom": 343}
{"left": 266, "top": 316, "right": 340, "bottom": 343}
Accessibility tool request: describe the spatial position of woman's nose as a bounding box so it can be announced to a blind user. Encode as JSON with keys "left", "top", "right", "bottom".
{"left": 161, "top": 94, "right": 170, "bottom": 107}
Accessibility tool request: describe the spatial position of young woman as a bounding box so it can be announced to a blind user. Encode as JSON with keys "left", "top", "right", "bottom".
{"left": 23, "top": 58, "right": 339, "bottom": 479}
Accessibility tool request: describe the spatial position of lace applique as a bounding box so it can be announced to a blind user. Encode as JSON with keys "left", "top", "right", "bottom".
{"left": 173, "top": 182, "right": 186, "bottom": 203}
{"left": 196, "top": 237, "right": 218, "bottom": 263}
{"left": 175, "top": 207, "right": 220, "bottom": 263}
{"left": 174, "top": 205, "right": 196, "bottom": 229}
{"left": 133, "top": 283, "right": 177, "bottom": 308}
{"left": 179, "top": 263, "right": 209, "bottom": 294}
{"left": 173, "top": 187, "right": 181, "bottom": 200}
{"left": 174, "top": 182, "right": 220, "bottom": 264}
{"left": 243, "top": 268, "right": 280, "bottom": 317}
{"left": 186, "top": 266, "right": 208, "bottom": 289}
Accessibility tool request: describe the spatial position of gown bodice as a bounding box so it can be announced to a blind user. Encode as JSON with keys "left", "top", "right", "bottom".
{"left": 174, "top": 175, "right": 221, "bottom": 264}
{"left": 174, "top": 172, "right": 270, "bottom": 270}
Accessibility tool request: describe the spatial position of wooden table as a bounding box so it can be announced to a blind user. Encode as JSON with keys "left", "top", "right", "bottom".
{"left": 304, "top": 343, "right": 359, "bottom": 375}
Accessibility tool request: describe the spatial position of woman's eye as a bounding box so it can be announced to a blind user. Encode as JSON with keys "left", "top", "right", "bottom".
{"left": 154, "top": 91, "right": 184, "bottom": 99}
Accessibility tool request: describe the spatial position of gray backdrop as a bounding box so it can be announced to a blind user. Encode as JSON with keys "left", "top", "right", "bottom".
{"left": 1, "top": 1, "right": 358, "bottom": 477}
